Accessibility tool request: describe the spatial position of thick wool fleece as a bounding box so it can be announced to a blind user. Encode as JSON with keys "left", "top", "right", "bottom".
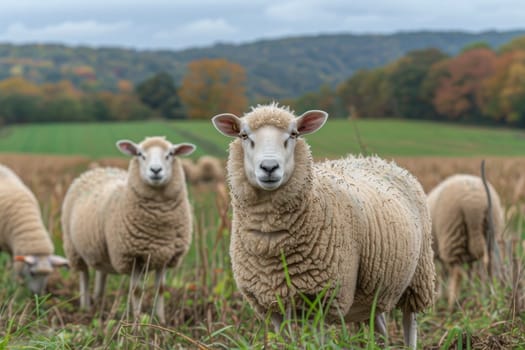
{"left": 244, "top": 103, "right": 296, "bottom": 131}
{"left": 196, "top": 156, "right": 225, "bottom": 183}
{"left": 427, "top": 174, "right": 504, "bottom": 265}
{"left": 0, "top": 165, "right": 54, "bottom": 257}
{"left": 227, "top": 135, "right": 435, "bottom": 322}
{"left": 61, "top": 142, "right": 192, "bottom": 274}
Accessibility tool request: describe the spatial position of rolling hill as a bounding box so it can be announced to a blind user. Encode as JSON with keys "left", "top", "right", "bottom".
{"left": 1, "top": 30, "right": 524, "bottom": 99}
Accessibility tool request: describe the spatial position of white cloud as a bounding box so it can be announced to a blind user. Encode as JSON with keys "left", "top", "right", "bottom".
{"left": 265, "top": 1, "right": 336, "bottom": 22}
{"left": 155, "top": 19, "right": 236, "bottom": 39}
{"left": 152, "top": 19, "right": 238, "bottom": 48}
{"left": 0, "top": 20, "right": 132, "bottom": 43}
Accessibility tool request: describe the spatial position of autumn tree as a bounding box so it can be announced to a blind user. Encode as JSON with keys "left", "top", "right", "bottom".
{"left": 337, "top": 68, "right": 394, "bottom": 118}
{"left": 461, "top": 41, "right": 491, "bottom": 53}
{"left": 479, "top": 51, "right": 525, "bottom": 125}
{"left": 291, "top": 84, "right": 345, "bottom": 118}
{"left": 431, "top": 48, "right": 497, "bottom": 121}
{"left": 135, "top": 72, "right": 185, "bottom": 119}
{"left": 179, "top": 59, "right": 248, "bottom": 120}
{"left": 0, "top": 76, "right": 42, "bottom": 123}
{"left": 388, "top": 48, "right": 448, "bottom": 119}
{"left": 499, "top": 35, "right": 525, "bottom": 54}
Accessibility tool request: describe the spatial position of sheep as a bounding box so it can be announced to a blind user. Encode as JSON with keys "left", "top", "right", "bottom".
{"left": 181, "top": 158, "right": 199, "bottom": 184}
{"left": 181, "top": 156, "right": 226, "bottom": 185}
{"left": 61, "top": 136, "right": 196, "bottom": 323}
{"left": 196, "top": 155, "right": 225, "bottom": 183}
{"left": 211, "top": 103, "right": 436, "bottom": 349}
{"left": 426, "top": 163, "right": 504, "bottom": 308}
{"left": 0, "top": 164, "right": 68, "bottom": 295}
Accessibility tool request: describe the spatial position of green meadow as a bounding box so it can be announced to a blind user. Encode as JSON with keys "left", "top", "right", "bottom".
{"left": 0, "top": 119, "right": 524, "bottom": 349}
{"left": 1, "top": 119, "right": 525, "bottom": 158}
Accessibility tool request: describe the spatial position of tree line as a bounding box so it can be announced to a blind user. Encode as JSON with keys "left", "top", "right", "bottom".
{"left": 291, "top": 36, "right": 525, "bottom": 127}
{"left": 2, "top": 35, "right": 525, "bottom": 126}
{"left": 0, "top": 58, "right": 247, "bottom": 125}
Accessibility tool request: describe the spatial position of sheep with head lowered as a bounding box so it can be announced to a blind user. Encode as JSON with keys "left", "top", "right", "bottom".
{"left": 0, "top": 164, "right": 69, "bottom": 295}
{"left": 61, "top": 136, "right": 195, "bottom": 323}
{"left": 211, "top": 103, "right": 436, "bottom": 349}
{"left": 426, "top": 165, "right": 504, "bottom": 308}
{"left": 196, "top": 155, "right": 225, "bottom": 183}
{"left": 181, "top": 156, "right": 226, "bottom": 185}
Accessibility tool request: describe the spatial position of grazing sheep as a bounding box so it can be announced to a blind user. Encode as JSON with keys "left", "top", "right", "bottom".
{"left": 181, "top": 156, "right": 226, "bottom": 185}
{"left": 181, "top": 158, "right": 199, "bottom": 184}
{"left": 211, "top": 103, "right": 435, "bottom": 349}
{"left": 0, "top": 164, "right": 68, "bottom": 295}
{"left": 61, "top": 136, "right": 195, "bottom": 323}
{"left": 426, "top": 166, "right": 504, "bottom": 308}
{"left": 196, "top": 155, "right": 225, "bottom": 183}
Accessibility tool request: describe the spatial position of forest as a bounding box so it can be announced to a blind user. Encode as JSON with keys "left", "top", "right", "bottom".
{"left": 2, "top": 32, "right": 525, "bottom": 126}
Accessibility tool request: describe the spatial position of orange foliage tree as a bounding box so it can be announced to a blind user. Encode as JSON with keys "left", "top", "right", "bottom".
{"left": 431, "top": 48, "right": 497, "bottom": 120}
{"left": 179, "top": 58, "right": 248, "bottom": 119}
{"left": 479, "top": 51, "right": 525, "bottom": 125}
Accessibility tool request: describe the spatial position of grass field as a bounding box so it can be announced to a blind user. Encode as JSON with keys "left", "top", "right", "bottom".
{"left": 0, "top": 119, "right": 524, "bottom": 349}
{"left": 2, "top": 119, "right": 525, "bottom": 158}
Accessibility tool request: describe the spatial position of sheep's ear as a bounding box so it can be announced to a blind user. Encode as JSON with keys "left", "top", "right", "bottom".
{"left": 296, "top": 110, "right": 328, "bottom": 136}
{"left": 212, "top": 113, "right": 242, "bottom": 137}
{"left": 49, "top": 255, "right": 69, "bottom": 268}
{"left": 171, "top": 143, "right": 196, "bottom": 157}
{"left": 116, "top": 140, "right": 139, "bottom": 156}
{"left": 14, "top": 255, "right": 36, "bottom": 265}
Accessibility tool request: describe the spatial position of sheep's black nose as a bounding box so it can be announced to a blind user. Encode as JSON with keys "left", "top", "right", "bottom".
{"left": 260, "top": 160, "right": 279, "bottom": 174}
{"left": 150, "top": 166, "right": 162, "bottom": 174}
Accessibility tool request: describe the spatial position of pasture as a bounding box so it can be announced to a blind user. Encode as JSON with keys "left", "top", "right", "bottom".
{"left": 0, "top": 119, "right": 524, "bottom": 349}
{"left": 1, "top": 119, "right": 525, "bottom": 158}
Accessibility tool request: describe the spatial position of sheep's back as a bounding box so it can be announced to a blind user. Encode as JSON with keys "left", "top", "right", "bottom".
{"left": 0, "top": 165, "right": 53, "bottom": 255}
{"left": 62, "top": 167, "right": 126, "bottom": 272}
{"left": 427, "top": 174, "right": 503, "bottom": 264}
{"left": 318, "top": 156, "right": 432, "bottom": 315}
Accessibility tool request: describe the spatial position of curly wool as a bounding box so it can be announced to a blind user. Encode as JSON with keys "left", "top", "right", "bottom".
{"left": 61, "top": 139, "right": 192, "bottom": 274}
{"left": 427, "top": 174, "right": 504, "bottom": 265}
{"left": 227, "top": 137, "right": 435, "bottom": 322}
{"left": 0, "top": 165, "right": 54, "bottom": 257}
{"left": 243, "top": 103, "right": 296, "bottom": 131}
{"left": 196, "top": 156, "right": 225, "bottom": 183}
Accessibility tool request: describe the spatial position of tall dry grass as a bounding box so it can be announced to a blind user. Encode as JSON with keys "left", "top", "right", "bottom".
{"left": 0, "top": 153, "right": 523, "bottom": 349}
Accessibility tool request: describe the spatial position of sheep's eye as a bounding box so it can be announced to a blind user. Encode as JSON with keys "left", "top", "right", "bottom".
{"left": 137, "top": 152, "right": 146, "bottom": 160}
{"left": 239, "top": 133, "right": 248, "bottom": 140}
{"left": 290, "top": 131, "right": 298, "bottom": 139}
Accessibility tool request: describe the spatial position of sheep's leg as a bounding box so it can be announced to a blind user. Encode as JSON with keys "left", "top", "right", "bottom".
{"left": 130, "top": 267, "right": 143, "bottom": 321}
{"left": 448, "top": 264, "right": 462, "bottom": 309}
{"left": 374, "top": 312, "right": 388, "bottom": 342}
{"left": 153, "top": 267, "right": 166, "bottom": 324}
{"left": 271, "top": 312, "right": 283, "bottom": 333}
{"left": 270, "top": 304, "right": 291, "bottom": 334}
{"left": 79, "top": 268, "right": 90, "bottom": 309}
{"left": 93, "top": 271, "right": 107, "bottom": 303}
{"left": 402, "top": 310, "right": 417, "bottom": 350}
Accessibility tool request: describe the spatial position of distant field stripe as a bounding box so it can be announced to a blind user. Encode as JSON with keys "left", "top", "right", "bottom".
{"left": 1, "top": 119, "right": 525, "bottom": 158}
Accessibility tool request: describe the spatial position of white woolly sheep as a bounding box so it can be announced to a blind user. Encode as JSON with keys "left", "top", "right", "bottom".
{"left": 61, "top": 136, "right": 196, "bottom": 323}
{"left": 211, "top": 103, "right": 436, "bottom": 349}
{"left": 196, "top": 155, "right": 225, "bottom": 183}
{"left": 181, "top": 158, "right": 199, "bottom": 184}
{"left": 426, "top": 168, "right": 504, "bottom": 308}
{"left": 0, "top": 164, "right": 68, "bottom": 295}
{"left": 181, "top": 156, "right": 226, "bottom": 185}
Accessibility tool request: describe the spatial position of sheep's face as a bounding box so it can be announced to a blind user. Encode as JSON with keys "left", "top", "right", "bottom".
{"left": 117, "top": 138, "right": 196, "bottom": 187}
{"left": 212, "top": 109, "right": 327, "bottom": 191}
{"left": 13, "top": 255, "right": 69, "bottom": 295}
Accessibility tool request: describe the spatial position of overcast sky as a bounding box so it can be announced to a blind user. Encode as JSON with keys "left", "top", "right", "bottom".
{"left": 1, "top": 0, "right": 524, "bottom": 51}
